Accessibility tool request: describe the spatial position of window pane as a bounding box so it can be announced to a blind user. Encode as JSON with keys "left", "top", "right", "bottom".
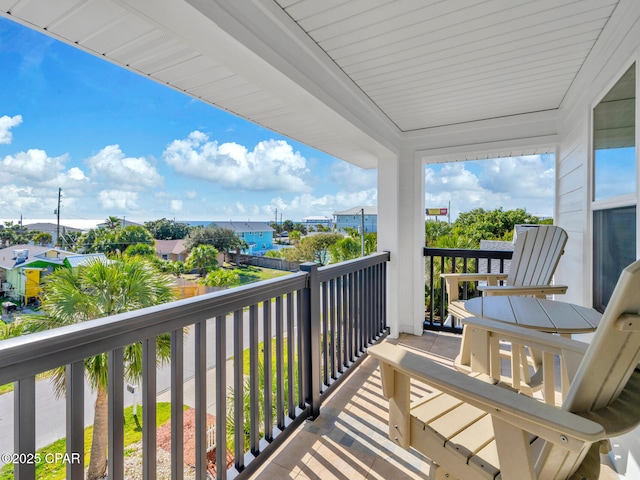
{"left": 593, "top": 206, "right": 636, "bottom": 312}
{"left": 593, "top": 64, "right": 636, "bottom": 201}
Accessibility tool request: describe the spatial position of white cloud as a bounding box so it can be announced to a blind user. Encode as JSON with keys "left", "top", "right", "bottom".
{"left": 170, "top": 200, "right": 183, "bottom": 213}
{"left": 329, "top": 162, "right": 376, "bottom": 192}
{"left": 185, "top": 190, "right": 198, "bottom": 199}
{"left": 424, "top": 155, "right": 555, "bottom": 219}
{"left": 266, "top": 189, "right": 377, "bottom": 220}
{"left": 97, "top": 190, "right": 140, "bottom": 211}
{"left": 163, "top": 131, "right": 311, "bottom": 192}
{"left": 479, "top": 156, "right": 554, "bottom": 198}
{"left": 87, "top": 145, "right": 163, "bottom": 189}
{"left": 0, "top": 115, "right": 22, "bottom": 144}
{"left": 0, "top": 148, "right": 89, "bottom": 189}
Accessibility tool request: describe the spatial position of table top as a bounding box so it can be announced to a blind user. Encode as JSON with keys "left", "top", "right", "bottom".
{"left": 464, "top": 296, "right": 602, "bottom": 334}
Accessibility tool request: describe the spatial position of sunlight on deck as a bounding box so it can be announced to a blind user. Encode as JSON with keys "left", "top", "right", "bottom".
{"left": 249, "top": 331, "right": 619, "bottom": 480}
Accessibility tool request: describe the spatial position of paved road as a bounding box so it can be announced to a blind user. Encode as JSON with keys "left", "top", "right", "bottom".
{"left": 0, "top": 302, "right": 291, "bottom": 466}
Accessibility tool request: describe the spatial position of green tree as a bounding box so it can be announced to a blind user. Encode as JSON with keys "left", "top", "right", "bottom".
{"left": 453, "top": 208, "right": 541, "bottom": 245}
{"left": 15, "top": 256, "right": 175, "bottom": 480}
{"left": 329, "top": 236, "right": 361, "bottom": 263}
{"left": 32, "top": 232, "right": 53, "bottom": 246}
{"left": 124, "top": 242, "right": 156, "bottom": 257}
{"left": 144, "top": 218, "right": 191, "bottom": 240}
{"left": 289, "top": 230, "right": 301, "bottom": 245}
{"left": 283, "top": 233, "right": 341, "bottom": 265}
{"left": 77, "top": 225, "right": 154, "bottom": 254}
{"left": 281, "top": 219, "right": 294, "bottom": 232}
{"left": 104, "top": 216, "right": 122, "bottom": 229}
{"left": 184, "top": 226, "right": 247, "bottom": 255}
{"left": 186, "top": 244, "right": 219, "bottom": 276}
{"left": 200, "top": 269, "right": 240, "bottom": 288}
{"left": 425, "top": 220, "right": 452, "bottom": 246}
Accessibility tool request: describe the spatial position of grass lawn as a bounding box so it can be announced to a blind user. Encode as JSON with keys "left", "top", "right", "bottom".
{"left": 0, "top": 402, "right": 177, "bottom": 480}
{"left": 234, "top": 266, "right": 290, "bottom": 285}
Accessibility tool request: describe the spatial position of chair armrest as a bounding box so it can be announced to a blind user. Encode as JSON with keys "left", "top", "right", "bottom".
{"left": 441, "top": 273, "right": 508, "bottom": 299}
{"left": 463, "top": 317, "right": 589, "bottom": 356}
{"left": 478, "top": 284, "right": 568, "bottom": 296}
{"left": 441, "top": 273, "right": 508, "bottom": 283}
{"left": 368, "top": 343, "right": 604, "bottom": 448}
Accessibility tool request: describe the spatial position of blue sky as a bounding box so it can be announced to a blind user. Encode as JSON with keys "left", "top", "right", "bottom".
{"left": 0, "top": 16, "right": 555, "bottom": 229}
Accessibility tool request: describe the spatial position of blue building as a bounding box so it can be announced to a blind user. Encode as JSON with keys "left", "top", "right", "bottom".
{"left": 208, "top": 221, "right": 274, "bottom": 255}
{"left": 333, "top": 206, "right": 377, "bottom": 233}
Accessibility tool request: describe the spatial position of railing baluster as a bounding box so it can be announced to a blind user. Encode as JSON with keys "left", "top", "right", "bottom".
{"left": 263, "top": 299, "right": 273, "bottom": 441}
{"left": 336, "top": 275, "right": 344, "bottom": 373}
{"left": 215, "top": 315, "right": 227, "bottom": 480}
{"left": 321, "top": 280, "right": 329, "bottom": 386}
{"left": 195, "top": 321, "right": 207, "bottom": 480}
{"left": 296, "top": 290, "right": 305, "bottom": 409}
{"left": 249, "top": 304, "right": 260, "bottom": 455}
{"left": 143, "top": 337, "right": 157, "bottom": 480}
{"left": 66, "top": 361, "right": 84, "bottom": 479}
{"left": 424, "top": 247, "right": 513, "bottom": 332}
{"left": 14, "top": 376, "right": 36, "bottom": 479}
{"left": 275, "top": 295, "right": 285, "bottom": 429}
{"left": 329, "top": 278, "right": 337, "bottom": 380}
{"left": 170, "top": 328, "right": 184, "bottom": 480}
{"left": 233, "top": 310, "right": 244, "bottom": 470}
{"left": 286, "top": 292, "right": 295, "bottom": 419}
{"left": 357, "top": 270, "right": 363, "bottom": 354}
{"left": 348, "top": 272, "right": 355, "bottom": 362}
{"left": 108, "top": 347, "right": 125, "bottom": 480}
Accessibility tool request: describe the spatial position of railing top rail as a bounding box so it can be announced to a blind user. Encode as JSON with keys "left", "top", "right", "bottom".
{"left": 317, "top": 251, "right": 389, "bottom": 282}
{"left": 0, "top": 271, "right": 308, "bottom": 384}
{"left": 423, "top": 247, "right": 513, "bottom": 260}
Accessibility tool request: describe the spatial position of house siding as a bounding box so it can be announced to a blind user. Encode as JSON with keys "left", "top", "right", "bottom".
{"left": 555, "top": 3, "right": 640, "bottom": 475}
{"left": 556, "top": 1, "right": 640, "bottom": 311}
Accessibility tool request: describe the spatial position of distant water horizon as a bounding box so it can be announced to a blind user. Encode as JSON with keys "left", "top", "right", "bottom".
{"left": 2, "top": 218, "right": 275, "bottom": 231}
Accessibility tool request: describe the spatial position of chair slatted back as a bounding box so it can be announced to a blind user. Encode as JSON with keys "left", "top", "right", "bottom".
{"left": 564, "top": 259, "right": 640, "bottom": 413}
{"left": 536, "top": 259, "right": 640, "bottom": 478}
{"left": 507, "top": 226, "right": 568, "bottom": 287}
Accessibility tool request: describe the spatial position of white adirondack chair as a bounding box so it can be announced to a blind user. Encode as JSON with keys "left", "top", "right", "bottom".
{"left": 442, "top": 225, "right": 569, "bottom": 380}
{"left": 369, "top": 258, "right": 640, "bottom": 479}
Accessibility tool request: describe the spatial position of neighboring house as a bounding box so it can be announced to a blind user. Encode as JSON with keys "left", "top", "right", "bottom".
{"left": 24, "top": 222, "right": 83, "bottom": 247}
{"left": 96, "top": 219, "right": 143, "bottom": 229}
{"left": 333, "top": 206, "right": 377, "bottom": 233}
{"left": 155, "top": 239, "right": 188, "bottom": 262}
{"left": 0, "top": 245, "right": 108, "bottom": 305}
{"left": 302, "top": 216, "right": 333, "bottom": 230}
{"left": 63, "top": 253, "right": 110, "bottom": 269}
{"left": 0, "top": 245, "right": 73, "bottom": 305}
{"left": 208, "top": 221, "right": 274, "bottom": 256}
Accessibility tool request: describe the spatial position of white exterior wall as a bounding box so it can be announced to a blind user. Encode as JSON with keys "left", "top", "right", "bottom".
{"left": 556, "top": 0, "right": 640, "bottom": 309}
{"left": 556, "top": 2, "right": 640, "bottom": 476}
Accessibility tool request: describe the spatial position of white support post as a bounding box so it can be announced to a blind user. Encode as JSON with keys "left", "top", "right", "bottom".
{"left": 378, "top": 151, "right": 425, "bottom": 337}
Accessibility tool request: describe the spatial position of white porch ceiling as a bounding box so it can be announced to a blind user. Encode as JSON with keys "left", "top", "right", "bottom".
{"left": 0, "top": 0, "right": 622, "bottom": 167}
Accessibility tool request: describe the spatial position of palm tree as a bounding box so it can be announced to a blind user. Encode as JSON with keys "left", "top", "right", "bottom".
{"left": 104, "top": 215, "right": 122, "bottom": 230}
{"left": 186, "top": 244, "right": 219, "bottom": 277}
{"left": 17, "top": 256, "right": 175, "bottom": 480}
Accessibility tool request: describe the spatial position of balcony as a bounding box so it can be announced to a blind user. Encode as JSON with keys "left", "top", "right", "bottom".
{"left": 0, "top": 251, "right": 623, "bottom": 479}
